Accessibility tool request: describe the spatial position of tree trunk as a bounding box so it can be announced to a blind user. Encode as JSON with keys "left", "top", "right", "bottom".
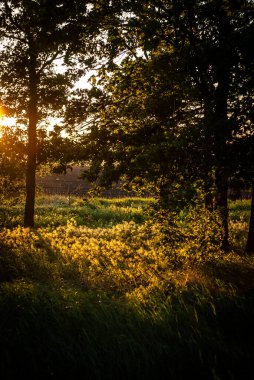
{"left": 158, "top": 181, "right": 169, "bottom": 209}
{"left": 203, "top": 97, "right": 215, "bottom": 212}
{"left": 24, "top": 45, "right": 38, "bottom": 228}
{"left": 213, "top": 8, "right": 232, "bottom": 251}
{"left": 215, "top": 169, "right": 229, "bottom": 251}
{"left": 246, "top": 183, "right": 254, "bottom": 253}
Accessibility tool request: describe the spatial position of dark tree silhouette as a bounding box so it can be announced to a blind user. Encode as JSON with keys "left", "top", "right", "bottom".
{"left": 0, "top": 0, "right": 107, "bottom": 227}
{"left": 72, "top": 0, "right": 254, "bottom": 250}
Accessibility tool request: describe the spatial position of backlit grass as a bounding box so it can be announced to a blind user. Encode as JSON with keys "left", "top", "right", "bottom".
{"left": 0, "top": 196, "right": 253, "bottom": 379}
{"left": 0, "top": 195, "right": 152, "bottom": 228}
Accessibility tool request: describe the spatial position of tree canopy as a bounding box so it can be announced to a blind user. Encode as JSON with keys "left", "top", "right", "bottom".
{"left": 0, "top": 0, "right": 253, "bottom": 251}
{"left": 0, "top": 0, "right": 116, "bottom": 226}
{"left": 64, "top": 0, "right": 253, "bottom": 250}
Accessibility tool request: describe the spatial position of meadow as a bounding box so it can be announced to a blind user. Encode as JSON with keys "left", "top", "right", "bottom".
{"left": 0, "top": 196, "right": 253, "bottom": 379}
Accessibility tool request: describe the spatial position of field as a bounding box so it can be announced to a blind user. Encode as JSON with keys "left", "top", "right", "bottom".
{"left": 0, "top": 196, "right": 254, "bottom": 379}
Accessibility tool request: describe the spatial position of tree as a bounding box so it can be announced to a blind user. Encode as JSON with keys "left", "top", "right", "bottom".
{"left": 0, "top": 0, "right": 108, "bottom": 227}
{"left": 70, "top": 49, "right": 212, "bottom": 208}
{"left": 74, "top": 0, "right": 254, "bottom": 250}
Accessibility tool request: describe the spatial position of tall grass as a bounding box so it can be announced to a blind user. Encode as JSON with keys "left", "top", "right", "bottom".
{"left": 229, "top": 199, "right": 251, "bottom": 250}
{"left": 0, "top": 196, "right": 253, "bottom": 379}
{"left": 0, "top": 281, "right": 253, "bottom": 379}
{"left": 0, "top": 195, "right": 152, "bottom": 228}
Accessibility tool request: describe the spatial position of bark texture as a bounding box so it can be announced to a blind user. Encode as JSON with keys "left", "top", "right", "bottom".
{"left": 24, "top": 45, "right": 38, "bottom": 228}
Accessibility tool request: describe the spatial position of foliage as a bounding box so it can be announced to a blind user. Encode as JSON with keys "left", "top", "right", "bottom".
{"left": 70, "top": 46, "right": 205, "bottom": 201}
{"left": 0, "top": 126, "right": 26, "bottom": 203}
{"left": 72, "top": 0, "right": 254, "bottom": 192}
{"left": 0, "top": 0, "right": 119, "bottom": 227}
{"left": 67, "top": 0, "right": 254, "bottom": 250}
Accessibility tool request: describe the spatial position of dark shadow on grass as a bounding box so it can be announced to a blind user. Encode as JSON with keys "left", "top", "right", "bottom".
{"left": 0, "top": 282, "right": 254, "bottom": 379}
{"left": 201, "top": 259, "right": 254, "bottom": 294}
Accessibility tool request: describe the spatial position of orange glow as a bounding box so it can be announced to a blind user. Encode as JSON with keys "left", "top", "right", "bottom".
{"left": 0, "top": 107, "right": 15, "bottom": 127}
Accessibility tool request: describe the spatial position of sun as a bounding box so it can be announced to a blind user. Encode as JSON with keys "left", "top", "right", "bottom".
{"left": 0, "top": 116, "right": 16, "bottom": 127}
{"left": 0, "top": 107, "right": 16, "bottom": 127}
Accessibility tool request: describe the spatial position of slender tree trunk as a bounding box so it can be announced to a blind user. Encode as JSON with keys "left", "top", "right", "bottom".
{"left": 203, "top": 98, "right": 215, "bottom": 212}
{"left": 246, "top": 183, "right": 254, "bottom": 253}
{"left": 158, "top": 180, "right": 169, "bottom": 209}
{"left": 215, "top": 169, "right": 229, "bottom": 251}
{"left": 24, "top": 45, "right": 38, "bottom": 228}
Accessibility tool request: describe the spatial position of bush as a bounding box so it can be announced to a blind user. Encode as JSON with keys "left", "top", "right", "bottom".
{"left": 0, "top": 176, "right": 25, "bottom": 205}
{"left": 143, "top": 202, "right": 223, "bottom": 269}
